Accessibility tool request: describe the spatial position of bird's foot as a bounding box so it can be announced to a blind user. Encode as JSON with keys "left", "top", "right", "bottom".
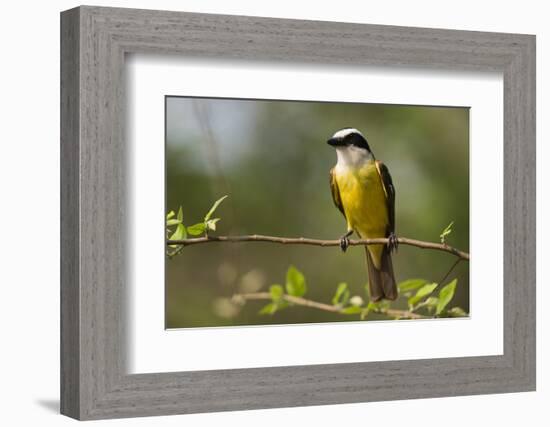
{"left": 387, "top": 232, "right": 399, "bottom": 253}
{"left": 340, "top": 236, "right": 350, "bottom": 252}
{"left": 339, "top": 230, "right": 354, "bottom": 252}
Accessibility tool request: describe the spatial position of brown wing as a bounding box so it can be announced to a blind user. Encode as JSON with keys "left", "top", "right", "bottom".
{"left": 375, "top": 161, "right": 396, "bottom": 235}
{"left": 329, "top": 168, "right": 345, "bottom": 218}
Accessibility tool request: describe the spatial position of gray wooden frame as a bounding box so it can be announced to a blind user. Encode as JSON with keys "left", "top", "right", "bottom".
{"left": 60, "top": 5, "right": 536, "bottom": 420}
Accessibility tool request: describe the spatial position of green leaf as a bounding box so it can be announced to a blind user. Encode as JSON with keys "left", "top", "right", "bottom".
{"left": 440, "top": 221, "right": 454, "bottom": 243}
{"left": 258, "top": 299, "right": 289, "bottom": 315}
{"left": 170, "top": 224, "right": 186, "bottom": 240}
{"left": 269, "top": 284, "right": 284, "bottom": 302}
{"left": 408, "top": 283, "right": 438, "bottom": 308}
{"left": 332, "top": 282, "right": 350, "bottom": 306}
{"left": 206, "top": 218, "right": 221, "bottom": 231}
{"left": 177, "top": 206, "right": 183, "bottom": 222}
{"left": 277, "top": 301, "right": 289, "bottom": 310}
{"left": 168, "top": 223, "right": 187, "bottom": 246}
{"left": 341, "top": 306, "right": 362, "bottom": 314}
{"left": 421, "top": 297, "right": 440, "bottom": 313}
{"left": 398, "top": 279, "right": 429, "bottom": 293}
{"left": 187, "top": 222, "right": 206, "bottom": 236}
{"left": 259, "top": 303, "right": 278, "bottom": 315}
{"left": 424, "top": 297, "right": 439, "bottom": 307}
{"left": 166, "top": 210, "right": 175, "bottom": 220}
{"left": 166, "top": 219, "right": 182, "bottom": 226}
{"left": 286, "top": 265, "right": 307, "bottom": 297}
{"left": 436, "top": 279, "right": 458, "bottom": 315}
{"left": 204, "top": 195, "right": 228, "bottom": 222}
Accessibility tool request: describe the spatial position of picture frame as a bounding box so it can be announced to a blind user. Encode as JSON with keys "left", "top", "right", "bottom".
{"left": 60, "top": 5, "right": 535, "bottom": 420}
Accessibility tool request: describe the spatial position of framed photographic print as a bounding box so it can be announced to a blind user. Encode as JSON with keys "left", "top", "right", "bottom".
{"left": 163, "top": 97, "right": 471, "bottom": 330}
{"left": 61, "top": 5, "right": 535, "bottom": 420}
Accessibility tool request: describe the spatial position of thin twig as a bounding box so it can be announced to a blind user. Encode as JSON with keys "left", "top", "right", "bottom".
{"left": 167, "top": 235, "right": 470, "bottom": 260}
{"left": 236, "top": 292, "right": 339, "bottom": 312}
{"left": 424, "top": 258, "right": 463, "bottom": 299}
{"left": 234, "top": 292, "right": 426, "bottom": 320}
{"left": 438, "top": 258, "right": 463, "bottom": 286}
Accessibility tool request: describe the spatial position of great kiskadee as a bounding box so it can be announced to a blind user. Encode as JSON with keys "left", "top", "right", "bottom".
{"left": 327, "top": 128, "right": 398, "bottom": 301}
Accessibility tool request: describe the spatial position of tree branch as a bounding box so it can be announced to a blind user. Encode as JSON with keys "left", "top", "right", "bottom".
{"left": 233, "top": 292, "right": 426, "bottom": 319}
{"left": 168, "top": 235, "right": 469, "bottom": 260}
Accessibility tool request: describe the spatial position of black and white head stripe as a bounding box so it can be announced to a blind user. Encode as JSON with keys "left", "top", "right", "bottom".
{"left": 331, "top": 127, "right": 364, "bottom": 140}
{"left": 327, "top": 127, "right": 371, "bottom": 151}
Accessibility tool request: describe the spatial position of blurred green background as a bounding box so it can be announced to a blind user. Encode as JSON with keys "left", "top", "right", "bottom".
{"left": 165, "top": 97, "right": 469, "bottom": 328}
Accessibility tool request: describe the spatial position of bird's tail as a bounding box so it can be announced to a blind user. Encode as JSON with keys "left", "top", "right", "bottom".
{"left": 365, "top": 246, "right": 398, "bottom": 302}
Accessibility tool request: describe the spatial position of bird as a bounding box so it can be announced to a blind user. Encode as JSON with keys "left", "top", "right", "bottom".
{"left": 327, "top": 128, "right": 398, "bottom": 301}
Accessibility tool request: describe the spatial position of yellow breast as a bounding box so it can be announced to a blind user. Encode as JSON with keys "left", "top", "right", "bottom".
{"left": 334, "top": 162, "right": 389, "bottom": 267}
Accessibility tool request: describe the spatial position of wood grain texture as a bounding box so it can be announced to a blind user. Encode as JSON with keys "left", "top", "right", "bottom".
{"left": 60, "top": 6, "right": 536, "bottom": 420}
{"left": 60, "top": 7, "right": 80, "bottom": 419}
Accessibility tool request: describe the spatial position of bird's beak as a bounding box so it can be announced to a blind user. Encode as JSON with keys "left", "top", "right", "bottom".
{"left": 327, "top": 137, "right": 341, "bottom": 147}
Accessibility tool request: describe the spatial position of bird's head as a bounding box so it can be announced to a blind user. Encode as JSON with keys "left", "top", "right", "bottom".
{"left": 327, "top": 128, "right": 371, "bottom": 151}
{"left": 327, "top": 128, "right": 374, "bottom": 165}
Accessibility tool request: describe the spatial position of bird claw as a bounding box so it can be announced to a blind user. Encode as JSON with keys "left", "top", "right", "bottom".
{"left": 340, "top": 235, "right": 350, "bottom": 252}
{"left": 387, "top": 232, "right": 398, "bottom": 253}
